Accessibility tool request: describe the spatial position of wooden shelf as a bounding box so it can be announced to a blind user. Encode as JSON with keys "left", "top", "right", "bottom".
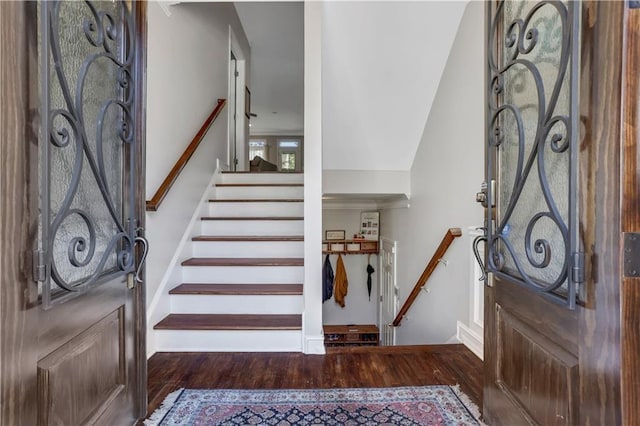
{"left": 322, "top": 240, "right": 378, "bottom": 255}
{"left": 323, "top": 324, "right": 379, "bottom": 347}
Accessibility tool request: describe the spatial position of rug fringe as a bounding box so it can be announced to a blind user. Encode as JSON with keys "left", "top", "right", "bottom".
{"left": 450, "top": 384, "right": 486, "bottom": 425}
{"left": 144, "top": 388, "right": 184, "bottom": 426}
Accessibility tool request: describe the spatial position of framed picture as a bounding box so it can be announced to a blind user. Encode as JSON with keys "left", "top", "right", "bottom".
{"left": 325, "top": 230, "right": 346, "bottom": 240}
{"left": 244, "top": 87, "right": 251, "bottom": 119}
{"left": 360, "top": 211, "right": 380, "bottom": 241}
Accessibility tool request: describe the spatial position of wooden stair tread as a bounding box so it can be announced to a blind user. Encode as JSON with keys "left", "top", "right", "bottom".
{"left": 216, "top": 183, "right": 303, "bottom": 187}
{"left": 209, "top": 199, "right": 303, "bottom": 203}
{"left": 170, "top": 283, "right": 303, "bottom": 295}
{"left": 154, "top": 314, "right": 302, "bottom": 330}
{"left": 192, "top": 236, "right": 304, "bottom": 242}
{"left": 181, "top": 257, "right": 304, "bottom": 267}
{"left": 201, "top": 216, "right": 303, "bottom": 221}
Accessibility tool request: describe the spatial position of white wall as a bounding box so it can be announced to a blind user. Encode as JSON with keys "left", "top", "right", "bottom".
{"left": 322, "top": 1, "right": 466, "bottom": 171}
{"left": 380, "top": 1, "right": 484, "bottom": 345}
{"left": 322, "top": 210, "right": 379, "bottom": 325}
{"left": 145, "top": 3, "right": 250, "bottom": 332}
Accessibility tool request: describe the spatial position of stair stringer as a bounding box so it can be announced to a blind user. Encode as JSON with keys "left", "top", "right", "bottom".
{"left": 146, "top": 165, "right": 222, "bottom": 358}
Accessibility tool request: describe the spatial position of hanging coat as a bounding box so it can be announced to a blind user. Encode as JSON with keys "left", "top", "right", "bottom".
{"left": 366, "top": 263, "right": 375, "bottom": 301}
{"left": 322, "top": 254, "right": 334, "bottom": 303}
{"left": 334, "top": 254, "right": 348, "bottom": 308}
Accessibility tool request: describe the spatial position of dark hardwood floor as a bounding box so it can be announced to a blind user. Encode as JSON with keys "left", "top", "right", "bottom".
{"left": 146, "top": 344, "right": 483, "bottom": 419}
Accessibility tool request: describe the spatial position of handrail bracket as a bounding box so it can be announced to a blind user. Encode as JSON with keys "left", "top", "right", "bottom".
{"left": 391, "top": 228, "right": 462, "bottom": 327}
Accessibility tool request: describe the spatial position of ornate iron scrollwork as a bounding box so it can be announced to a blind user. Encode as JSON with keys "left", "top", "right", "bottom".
{"left": 40, "top": 1, "right": 141, "bottom": 307}
{"left": 486, "top": 0, "right": 580, "bottom": 309}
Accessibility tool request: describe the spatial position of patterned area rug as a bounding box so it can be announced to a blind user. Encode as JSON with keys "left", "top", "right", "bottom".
{"left": 145, "top": 386, "right": 482, "bottom": 425}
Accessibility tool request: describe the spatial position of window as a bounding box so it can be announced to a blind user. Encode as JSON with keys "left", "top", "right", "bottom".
{"left": 280, "top": 152, "right": 296, "bottom": 171}
{"left": 278, "top": 140, "right": 299, "bottom": 149}
{"left": 249, "top": 139, "right": 266, "bottom": 160}
{"left": 278, "top": 139, "right": 301, "bottom": 172}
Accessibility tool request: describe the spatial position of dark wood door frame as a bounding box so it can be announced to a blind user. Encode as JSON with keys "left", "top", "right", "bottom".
{"left": 621, "top": 4, "right": 640, "bottom": 425}
{"left": 0, "top": 2, "right": 149, "bottom": 423}
{"left": 578, "top": 2, "right": 624, "bottom": 423}
{"left": 133, "top": 1, "right": 149, "bottom": 421}
{"left": 1, "top": 3, "right": 36, "bottom": 423}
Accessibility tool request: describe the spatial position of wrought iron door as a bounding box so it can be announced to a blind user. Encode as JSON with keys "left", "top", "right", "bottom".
{"left": 38, "top": 0, "right": 146, "bottom": 307}
{"left": 485, "top": 0, "right": 582, "bottom": 309}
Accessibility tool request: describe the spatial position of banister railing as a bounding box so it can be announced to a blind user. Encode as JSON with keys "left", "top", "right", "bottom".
{"left": 392, "top": 227, "right": 462, "bottom": 326}
{"left": 146, "top": 98, "right": 227, "bottom": 211}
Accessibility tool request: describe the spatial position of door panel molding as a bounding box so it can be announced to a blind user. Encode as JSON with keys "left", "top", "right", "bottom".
{"left": 495, "top": 276, "right": 578, "bottom": 354}
{"left": 496, "top": 305, "right": 578, "bottom": 426}
{"left": 37, "top": 308, "right": 125, "bottom": 425}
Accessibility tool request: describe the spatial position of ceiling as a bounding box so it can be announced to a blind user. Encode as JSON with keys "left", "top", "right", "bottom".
{"left": 234, "top": 2, "right": 304, "bottom": 136}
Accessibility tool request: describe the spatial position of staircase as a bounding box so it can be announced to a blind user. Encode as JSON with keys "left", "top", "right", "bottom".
{"left": 153, "top": 172, "right": 305, "bottom": 352}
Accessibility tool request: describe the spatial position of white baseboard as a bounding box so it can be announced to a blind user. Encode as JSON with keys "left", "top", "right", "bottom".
{"left": 456, "top": 321, "right": 483, "bottom": 360}
{"left": 445, "top": 334, "right": 460, "bottom": 344}
{"left": 304, "top": 334, "right": 326, "bottom": 354}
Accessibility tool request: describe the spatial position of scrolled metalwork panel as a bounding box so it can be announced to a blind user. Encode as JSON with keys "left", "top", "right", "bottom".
{"left": 486, "top": 0, "right": 580, "bottom": 308}
{"left": 41, "top": 1, "right": 137, "bottom": 307}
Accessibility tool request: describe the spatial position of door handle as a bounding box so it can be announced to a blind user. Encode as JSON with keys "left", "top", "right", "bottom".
{"left": 134, "top": 235, "right": 149, "bottom": 284}
{"left": 476, "top": 180, "right": 495, "bottom": 208}
{"left": 476, "top": 181, "right": 488, "bottom": 208}
{"left": 473, "top": 233, "right": 487, "bottom": 282}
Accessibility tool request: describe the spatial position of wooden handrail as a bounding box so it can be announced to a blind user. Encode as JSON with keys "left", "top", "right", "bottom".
{"left": 146, "top": 98, "right": 227, "bottom": 211}
{"left": 392, "top": 227, "right": 462, "bottom": 326}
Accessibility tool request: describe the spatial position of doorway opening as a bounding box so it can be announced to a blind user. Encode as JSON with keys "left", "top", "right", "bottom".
{"left": 228, "top": 27, "right": 247, "bottom": 171}
{"left": 229, "top": 51, "right": 238, "bottom": 171}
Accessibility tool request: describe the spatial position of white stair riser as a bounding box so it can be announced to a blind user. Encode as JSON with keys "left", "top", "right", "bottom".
{"left": 154, "top": 329, "right": 302, "bottom": 352}
{"left": 200, "top": 220, "right": 303, "bottom": 236}
{"left": 215, "top": 186, "right": 303, "bottom": 200}
{"left": 219, "top": 173, "right": 303, "bottom": 185}
{"left": 181, "top": 265, "right": 304, "bottom": 283}
{"left": 192, "top": 241, "right": 304, "bottom": 258}
{"left": 208, "top": 202, "right": 304, "bottom": 217}
{"left": 170, "top": 294, "right": 303, "bottom": 314}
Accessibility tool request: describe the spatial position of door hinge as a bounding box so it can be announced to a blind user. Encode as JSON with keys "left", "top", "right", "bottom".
{"left": 571, "top": 251, "right": 585, "bottom": 284}
{"left": 33, "top": 249, "right": 46, "bottom": 282}
{"left": 235, "top": 71, "right": 239, "bottom": 77}
{"left": 624, "top": 232, "right": 640, "bottom": 277}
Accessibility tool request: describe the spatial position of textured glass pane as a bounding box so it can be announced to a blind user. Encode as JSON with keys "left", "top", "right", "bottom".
{"left": 44, "top": 1, "right": 127, "bottom": 290}
{"left": 496, "top": 0, "right": 571, "bottom": 289}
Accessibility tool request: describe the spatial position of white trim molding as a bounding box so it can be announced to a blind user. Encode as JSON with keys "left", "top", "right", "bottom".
{"left": 456, "top": 321, "right": 483, "bottom": 360}
{"left": 304, "top": 334, "right": 326, "bottom": 355}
